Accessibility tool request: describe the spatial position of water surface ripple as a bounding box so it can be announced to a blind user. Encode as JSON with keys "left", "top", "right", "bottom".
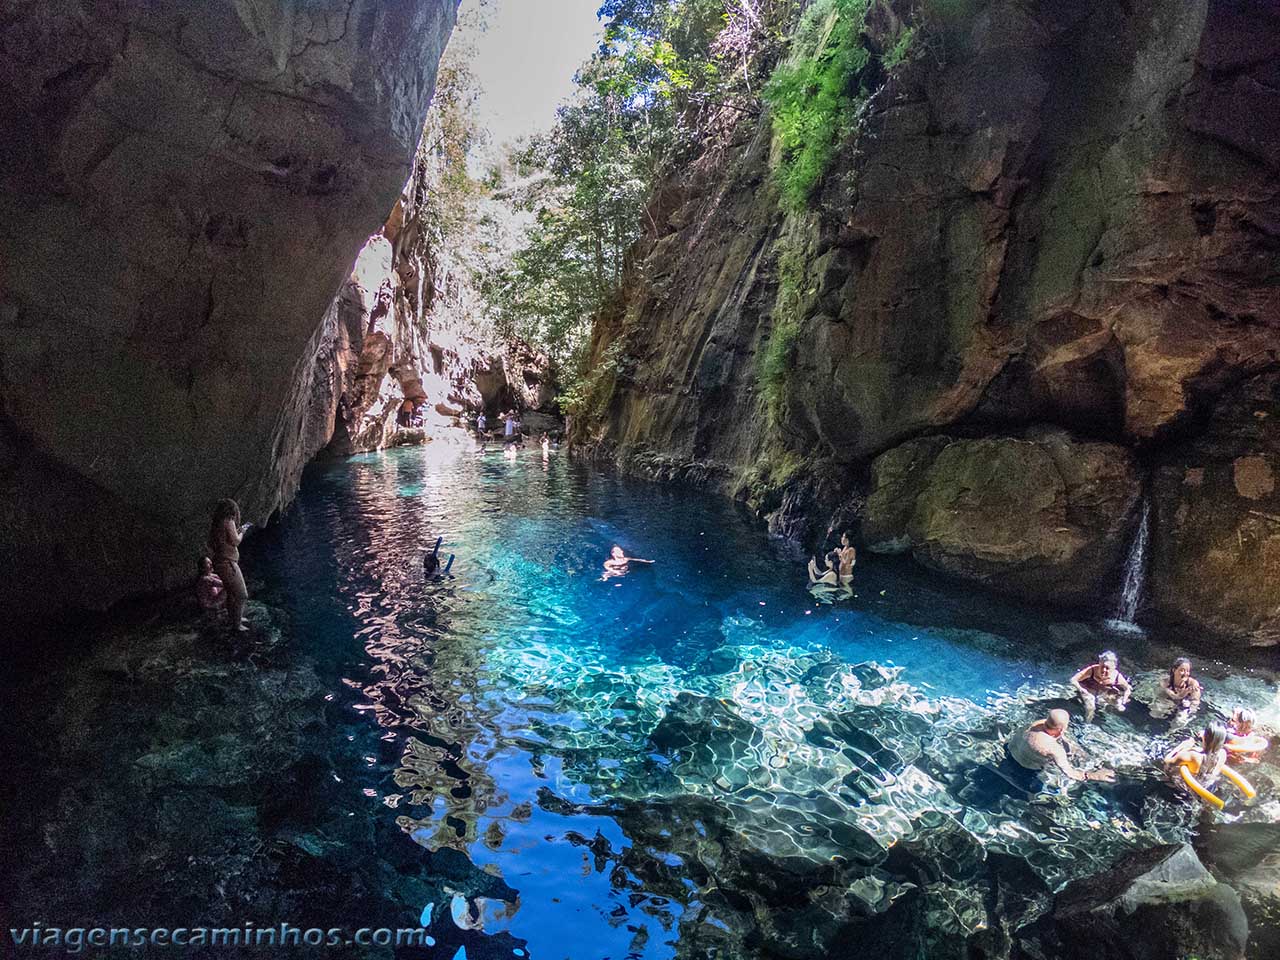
{"left": 236, "top": 447, "right": 1280, "bottom": 955}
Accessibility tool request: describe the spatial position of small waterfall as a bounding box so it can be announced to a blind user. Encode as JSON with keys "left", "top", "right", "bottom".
{"left": 1108, "top": 496, "right": 1150, "bottom": 631}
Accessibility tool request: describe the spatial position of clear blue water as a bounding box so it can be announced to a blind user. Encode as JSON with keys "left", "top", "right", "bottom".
{"left": 241, "top": 443, "right": 1279, "bottom": 958}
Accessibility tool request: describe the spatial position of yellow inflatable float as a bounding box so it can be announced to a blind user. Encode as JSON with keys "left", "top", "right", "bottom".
{"left": 1177, "top": 762, "right": 1256, "bottom": 810}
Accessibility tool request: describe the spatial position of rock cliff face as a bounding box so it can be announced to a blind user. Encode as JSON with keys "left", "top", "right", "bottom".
{"left": 0, "top": 0, "right": 458, "bottom": 617}
{"left": 580, "top": 0, "right": 1280, "bottom": 643}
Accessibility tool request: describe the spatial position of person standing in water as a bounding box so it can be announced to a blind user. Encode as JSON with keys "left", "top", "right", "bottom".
{"left": 1070, "top": 651, "right": 1132, "bottom": 722}
{"left": 209, "top": 498, "right": 250, "bottom": 632}
{"left": 1150, "top": 657, "right": 1202, "bottom": 719}
{"left": 1004, "top": 709, "right": 1116, "bottom": 789}
{"left": 836, "top": 532, "right": 857, "bottom": 584}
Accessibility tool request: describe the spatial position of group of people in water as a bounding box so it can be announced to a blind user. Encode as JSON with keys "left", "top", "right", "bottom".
{"left": 807, "top": 532, "right": 857, "bottom": 588}
{"left": 1006, "top": 650, "right": 1269, "bottom": 810}
{"left": 193, "top": 494, "right": 1270, "bottom": 816}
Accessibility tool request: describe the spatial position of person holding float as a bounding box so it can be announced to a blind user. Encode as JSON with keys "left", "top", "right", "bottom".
{"left": 1164, "top": 721, "right": 1256, "bottom": 810}
{"left": 1226, "top": 707, "right": 1269, "bottom": 763}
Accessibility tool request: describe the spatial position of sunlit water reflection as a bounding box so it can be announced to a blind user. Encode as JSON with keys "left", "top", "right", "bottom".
{"left": 253, "top": 445, "right": 1278, "bottom": 956}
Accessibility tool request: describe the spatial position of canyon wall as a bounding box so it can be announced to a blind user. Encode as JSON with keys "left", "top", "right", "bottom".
{"left": 0, "top": 0, "right": 458, "bottom": 617}
{"left": 580, "top": 0, "right": 1280, "bottom": 644}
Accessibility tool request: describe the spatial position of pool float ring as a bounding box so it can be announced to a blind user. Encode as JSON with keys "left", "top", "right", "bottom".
{"left": 1178, "top": 763, "right": 1255, "bottom": 809}
{"left": 1226, "top": 734, "right": 1269, "bottom": 755}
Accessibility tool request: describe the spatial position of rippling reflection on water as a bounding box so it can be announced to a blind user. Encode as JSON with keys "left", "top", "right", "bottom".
{"left": 255, "top": 444, "right": 1280, "bottom": 958}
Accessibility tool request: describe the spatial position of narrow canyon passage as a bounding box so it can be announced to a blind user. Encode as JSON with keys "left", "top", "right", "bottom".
{"left": 3, "top": 0, "right": 1279, "bottom": 958}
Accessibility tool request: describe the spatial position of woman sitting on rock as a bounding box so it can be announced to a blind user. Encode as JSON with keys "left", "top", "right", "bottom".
{"left": 1149, "top": 657, "right": 1202, "bottom": 720}
{"left": 209, "top": 498, "right": 250, "bottom": 632}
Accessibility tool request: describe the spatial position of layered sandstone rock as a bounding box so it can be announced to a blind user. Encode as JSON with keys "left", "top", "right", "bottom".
{"left": 863, "top": 432, "right": 1141, "bottom": 605}
{"left": 0, "top": 0, "right": 457, "bottom": 616}
{"left": 582, "top": 0, "right": 1280, "bottom": 641}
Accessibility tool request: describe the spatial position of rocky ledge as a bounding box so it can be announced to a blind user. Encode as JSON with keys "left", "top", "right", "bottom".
{"left": 0, "top": 0, "right": 458, "bottom": 619}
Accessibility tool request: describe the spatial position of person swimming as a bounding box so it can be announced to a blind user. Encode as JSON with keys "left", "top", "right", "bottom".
{"left": 423, "top": 536, "right": 455, "bottom": 578}
{"left": 602, "top": 545, "right": 653, "bottom": 579}
{"left": 1070, "top": 650, "right": 1132, "bottom": 722}
{"left": 1226, "top": 707, "right": 1268, "bottom": 763}
{"left": 1149, "top": 657, "right": 1202, "bottom": 719}
{"left": 807, "top": 550, "right": 842, "bottom": 586}
{"left": 1163, "top": 721, "right": 1255, "bottom": 809}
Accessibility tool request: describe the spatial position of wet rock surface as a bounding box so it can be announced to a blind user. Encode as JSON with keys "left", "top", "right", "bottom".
{"left": 1151, "top": 370, "right": 1280, "bottom": 645}
{"left": 1051, "top": 843, "right": 1249, "bottom": 960}
{"left": 863, "top": 431, "right": 1141, "bottom": 605}
{"left": 0, "top": 0, "right": 458, "bottom": 619}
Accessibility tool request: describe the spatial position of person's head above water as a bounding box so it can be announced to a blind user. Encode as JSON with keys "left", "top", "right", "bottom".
{"left": 197, "top": 556, "right": 213, "bottom": 576}
{"left": 1231, "top": 708, "right": 1256, "bottom": 735}
{"left": 1098, "top": 651, "right": 1118, "bottom": 666}
{"left": 826, "top": 550, "right": 841, "bottom": 569}
{"left": 840, "top": 531, "right": 851, "bottom": 547}
{"left": 611, "top": 545, "right": 625, "bottom": 560}
{"left": 1045, "top": 709, "right": 1071, "bottom": 736}
{"left": 1171, "top": 657, "right": 1193, "bottom": 685}
{"left": 1201, "top": 721, "right": 1227, "bottom": 755}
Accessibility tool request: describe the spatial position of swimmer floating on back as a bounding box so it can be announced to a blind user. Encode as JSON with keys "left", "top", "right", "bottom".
{"left": 602, "top": 545, "right": 653, "bottom": 580}
{"left": 1070, "top": 650, "right": 1132, "bottom": 722}
{"left": 1164, "top": 721, "right": 1255, "bottom": 810}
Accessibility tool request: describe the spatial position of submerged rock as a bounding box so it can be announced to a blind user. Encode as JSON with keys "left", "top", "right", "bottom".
{"left": 1051, "top": 843, "right": 1249, "bottom": 960}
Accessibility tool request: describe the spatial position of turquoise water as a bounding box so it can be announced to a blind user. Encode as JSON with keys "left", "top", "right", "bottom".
{"left": 244, "top": 443, "right": 1279, "bottom": 958}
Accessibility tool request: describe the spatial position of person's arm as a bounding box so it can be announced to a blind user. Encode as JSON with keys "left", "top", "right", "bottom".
{"left": 225, "top": 518, "right": 243, "bottom": 546}
{"left": 1050, "top": 740, "right": 1114, "bottom": 782}
{"left": 1186, "top": 678, "right": 1202, "bottom": 707}
{"left": 1070, "top": 666, "right": 1093, "bottom": 694}
{"left": 1116, "top": 672, "right": 1133, "bottom": 702}
{"left": 1158, "top": 677, "right": 1179, "bottom": 701}
{"left": 1163, "top": 740, "right": 1195, "bottom": 767}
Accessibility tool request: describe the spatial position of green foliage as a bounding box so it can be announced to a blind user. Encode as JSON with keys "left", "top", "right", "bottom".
{"left": 883, "top": 24, "right": 917, "bottom": 69}
{"left": 757, "top": 236, "right": 808, "bottom": 424}
{"left": 489, "top": 0, "right": 731, "bottom": 404}
{"left": 763, "top": 0, "right": 922, "bottom": 211}
{"left": 741, "top": 446, "right": 804, "bottom": 512}
{"left": 763, "top": 0, "right": 871, "bottom": 211}
{"left": 559, "top": 339, "right": 627, "bottom": 422}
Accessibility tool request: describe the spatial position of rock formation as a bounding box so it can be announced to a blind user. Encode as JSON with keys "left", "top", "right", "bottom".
{"left": 580, "top": 0, "right": 1280, "bottom": 643}
{"left": 0, "top": 0, "right": 458, "bottom": 617}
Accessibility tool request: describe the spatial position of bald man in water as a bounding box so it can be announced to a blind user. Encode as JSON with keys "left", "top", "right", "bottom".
{"left": 1006, "top": 709, "right": 1116, "bottom": 786}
